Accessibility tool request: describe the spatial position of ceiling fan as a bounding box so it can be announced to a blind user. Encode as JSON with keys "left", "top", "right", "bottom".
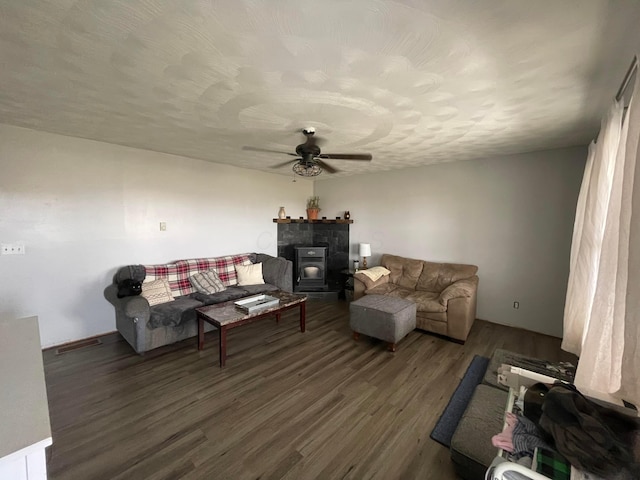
{"left": 242, "top": 127, "right": 372, "bottom": 177}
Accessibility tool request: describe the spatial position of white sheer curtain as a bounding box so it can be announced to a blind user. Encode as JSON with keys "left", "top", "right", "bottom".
{"left": 562, "top": 102, "right": 623, "bottom": 355}
{"left": 562, "top": 142, "right": 597, "bottom": 355}
{"left": 563, "top": 68, "right": 640, "bottom": 405}
{"left": 618, "top": 72, "right": 640, "bottom": 405}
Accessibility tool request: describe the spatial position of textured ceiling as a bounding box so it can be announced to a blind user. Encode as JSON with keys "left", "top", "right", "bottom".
{"left": 1, "top": 1, "right": 640, "bottom": 179}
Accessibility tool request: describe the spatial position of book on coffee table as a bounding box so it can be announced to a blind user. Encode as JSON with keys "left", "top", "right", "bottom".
{"left": 234, "top": 294, "right": 279, "bottom": 313}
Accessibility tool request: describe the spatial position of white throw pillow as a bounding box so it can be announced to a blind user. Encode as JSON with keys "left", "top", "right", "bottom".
{"left": 189, "top": 270, "right": 226, "bottom": 294}
{"left": 141, "top": 278, "right": 175, "bottom": 306}
{"left": 235, "top": 263, "right": 265, "bottom": 286}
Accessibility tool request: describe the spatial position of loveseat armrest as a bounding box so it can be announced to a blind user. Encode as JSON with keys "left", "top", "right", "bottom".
{"left": 255, "top": 253, "right": 293, "bottom": 292}
{"left": 441, "top": 276, "right": 479, "bottom": 342}
{"left": 353, "top": 272, "right": 390, "bottom": 300}
{"left": 438, "top": 275, "right": 479, "bottom": 306}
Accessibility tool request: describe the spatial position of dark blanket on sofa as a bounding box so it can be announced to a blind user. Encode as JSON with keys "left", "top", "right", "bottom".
{"left": 147, "top": 296, "right": 204, "bottom": 328}
{"left": 148, "top": 284, "right": 279, "bottom": 328}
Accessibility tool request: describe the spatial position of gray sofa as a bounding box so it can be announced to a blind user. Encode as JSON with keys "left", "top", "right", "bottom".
{"left": 105, "top": 252, "right": 292, "bottom": 354}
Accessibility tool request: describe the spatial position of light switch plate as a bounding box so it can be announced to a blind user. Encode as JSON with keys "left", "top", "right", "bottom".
{"left": 1, "top": 243, "right": 25, "bottom": 255}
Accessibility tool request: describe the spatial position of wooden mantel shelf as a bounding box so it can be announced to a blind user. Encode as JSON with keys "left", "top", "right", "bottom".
{"left": 273, "top": 218, "right": 353, "bottom": 224}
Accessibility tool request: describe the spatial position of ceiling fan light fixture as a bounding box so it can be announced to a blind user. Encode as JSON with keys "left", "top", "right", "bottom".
{"left": 293, "top": 161, "right": 322, "bottom": 177}
{"left": 245, "top": 128, "right": 371, "bottom": 176}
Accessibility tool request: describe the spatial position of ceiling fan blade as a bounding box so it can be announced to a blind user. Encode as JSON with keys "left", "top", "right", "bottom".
{"left": 270, "top": 159, "right": 299, "bottom": 169}
{"left": 317, "top": 153, "right": 372, "bottom": 161}
{"left": 242, "top": 146, "right": 297, "bottom": 156}
{"left": 315, "top": 159, "right": 339, "bottom": 174}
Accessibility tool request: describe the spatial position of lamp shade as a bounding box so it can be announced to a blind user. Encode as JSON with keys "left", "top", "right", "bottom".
{"left": 359, "top": 243, "right": 372, "bottom": 257}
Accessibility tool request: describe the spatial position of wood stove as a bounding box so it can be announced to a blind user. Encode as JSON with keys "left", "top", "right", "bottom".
{"left": 294, "top": 246, "right": 328, "bottom": 292}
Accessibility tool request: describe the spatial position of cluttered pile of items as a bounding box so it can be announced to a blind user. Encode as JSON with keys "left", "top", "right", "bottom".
{"left": 488, "top": 361, "right": 639, "bottom": 480}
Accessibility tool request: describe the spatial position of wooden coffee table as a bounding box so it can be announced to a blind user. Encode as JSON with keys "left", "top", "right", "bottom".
{"left": 196, "top": 290, "right": 307, "bottom": 367}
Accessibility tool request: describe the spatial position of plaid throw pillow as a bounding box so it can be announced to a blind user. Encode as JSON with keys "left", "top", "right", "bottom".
{"left": 189, "top": 270, "right": 226, "bottom": 295}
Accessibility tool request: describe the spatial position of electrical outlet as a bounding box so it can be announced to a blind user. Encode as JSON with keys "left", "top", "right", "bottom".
{"left": 513, "top": 301, "right": 520, "bottom": 309}
{"left": 1, "top": 244, "right": 11, "bottom": 255}
{"left": 160, "top": 222, "right": 167, "bottom": 231}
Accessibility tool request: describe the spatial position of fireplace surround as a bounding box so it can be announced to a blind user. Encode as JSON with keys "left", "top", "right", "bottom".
{"left": 276, "top": 219, "right": 350, "bottom": 295}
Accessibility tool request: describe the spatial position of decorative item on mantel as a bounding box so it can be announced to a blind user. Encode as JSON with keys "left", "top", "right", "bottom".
{"left": 306, "top": 196, "right": 321, "bottom": 220}
{"left": 278, "top": 206, "right": 286, "bottom": 219}
{"left": 344, "top": 211, "right": 350, "bottom": 220}
{"left": 359, "top": 243, "right": 371, "bottom": 269}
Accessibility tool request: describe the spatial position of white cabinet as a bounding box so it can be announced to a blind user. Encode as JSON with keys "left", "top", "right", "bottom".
{"left": 0, "top": 316, "right": 52, "bottom": 480}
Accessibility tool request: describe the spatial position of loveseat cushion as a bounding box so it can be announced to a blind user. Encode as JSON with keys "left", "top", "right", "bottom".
{"left": 406, "top": 290, "right": 446, "bottom": 313}
{"left": 415, "top": 261, "right": 442, "bottom": 292}
{"left": 366, "top": 283, "right": 399, "bottom": 296}
{"left": 416, "top": 262, "right": 478, "bottom": 292}
{"left": 382, "top": 254, "right": 424, "bottom": 290}
{"left": 148, "top": 296, "right": 204, "bottom": 328}
{"left": 366, "top": 285, "right": 446, "bottom": 313}
{"left": 434, "top": 263, "right": 478, "bottom": 292}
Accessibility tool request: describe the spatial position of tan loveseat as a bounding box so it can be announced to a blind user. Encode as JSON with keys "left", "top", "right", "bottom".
{"left": 353, "top": 254, "right": 479, "bottom": 343}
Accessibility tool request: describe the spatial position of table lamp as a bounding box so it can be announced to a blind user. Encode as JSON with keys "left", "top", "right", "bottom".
{"left": 359, "top": 243, "right": 371, "bottom": 269}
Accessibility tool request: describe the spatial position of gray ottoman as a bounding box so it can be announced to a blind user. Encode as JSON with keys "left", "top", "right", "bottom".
{"left": 349, "top": 294, "right": 416, "bottom": 351}
{"left": 450, "top": 384, "right": 509, "bottom": 480}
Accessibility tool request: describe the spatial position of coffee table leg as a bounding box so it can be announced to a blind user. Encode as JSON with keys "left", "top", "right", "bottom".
{"left": 300, "top": 301, "right": 306, "bottom": 332}
{"left": 276, "top": 312, "right": 281, "bottom": 323}
{"left": 198, "top": 317, "right": 204, "bottom": 351}
{"left": 219, "top": 326, "right": 227, "bottom": 367}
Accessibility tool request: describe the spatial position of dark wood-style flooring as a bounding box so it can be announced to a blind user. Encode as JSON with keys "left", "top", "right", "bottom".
{"left": 43, "top": 300, "right": 575, "bottom": 480}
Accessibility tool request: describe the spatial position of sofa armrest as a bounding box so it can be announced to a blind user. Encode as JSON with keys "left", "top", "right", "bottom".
{"left": 255, "top": 253, "right": 293, "bottom": 292}
{"left": 438, "top": 275, "right": 479, "bottom": 306}
{"left": 353, "top": 273, "right": 389, "bottom": 299}
{"left": 105, "top": 284, "right": 151, "bottom": 354}
{"left": 122, "top": 295, "right": 151, "bottom": 319}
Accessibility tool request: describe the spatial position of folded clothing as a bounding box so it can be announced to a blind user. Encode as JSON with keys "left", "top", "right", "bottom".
{"left": 492, "top": 412, "right": 553, "bottom": 456}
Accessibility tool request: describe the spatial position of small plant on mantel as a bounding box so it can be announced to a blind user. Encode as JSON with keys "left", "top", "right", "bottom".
{"left": 306, "top": 196, "right": 321, "bottom": 220}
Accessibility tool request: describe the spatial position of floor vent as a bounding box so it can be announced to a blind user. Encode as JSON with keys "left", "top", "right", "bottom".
{"left": 55, "top": 338, "right": 102, "bottom": 355}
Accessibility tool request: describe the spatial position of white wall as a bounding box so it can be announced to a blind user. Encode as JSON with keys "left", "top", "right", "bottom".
{"left": 0, "top": 125, "right": 312, "bottom": 347}
{"left": 315, "top": 147, "right": 586, "bottom": 337}
{"left": 0, "top": 123, "right": 585, "bottom": 343}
